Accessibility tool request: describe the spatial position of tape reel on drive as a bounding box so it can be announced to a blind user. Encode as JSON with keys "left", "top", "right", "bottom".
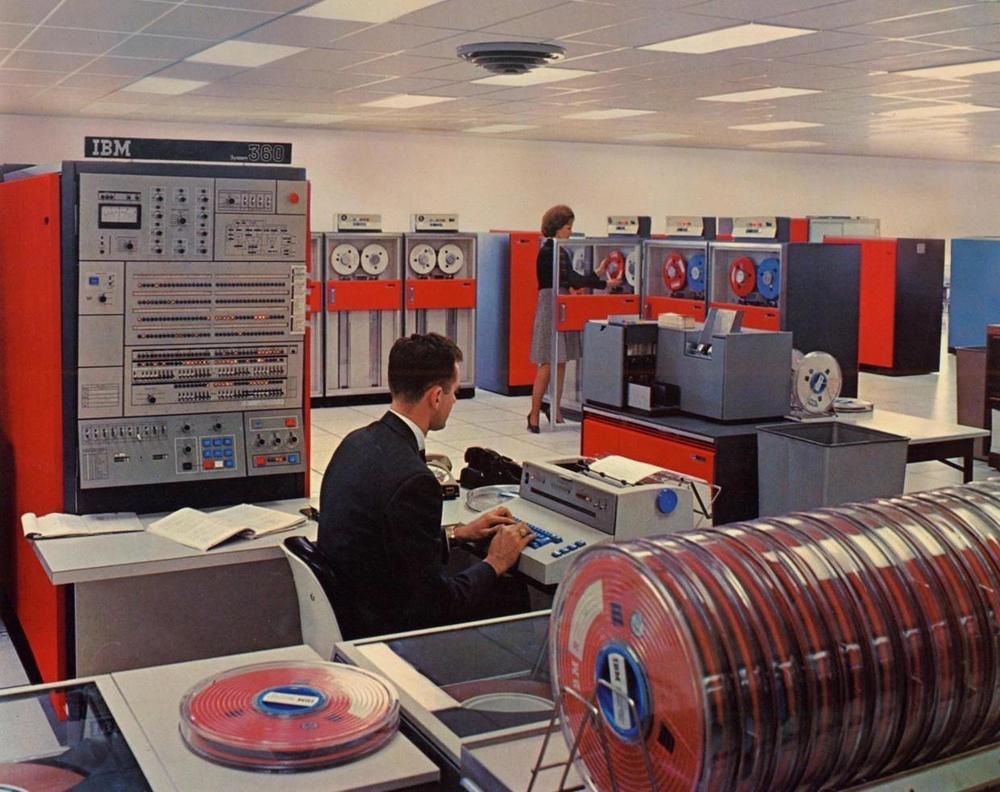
{"left": 360, "top": 243, "right": 390, "bottom": 276}
{"left": 408, "top": 243, "right": 437, "bottom": 275}
{"left": 625, "top": 250, "right": 639, "bottom": 287}
{"left": 330, "top": 244, "right": 360, "bottom": 276}
{"left": 437, "top": 243, "right": 465, "bottom": 275}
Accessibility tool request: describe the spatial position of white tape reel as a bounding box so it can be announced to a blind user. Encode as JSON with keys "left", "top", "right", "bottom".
{"left": 625, "top": 250, "right": 639, "bottom": 287}
{"left": 793, "top": 351, "right": 842, "bottom": 415}
{"left": 409, "top": 243, "right": 437, "bottom": 275}
{"left": 361, "top": 243, "right": 389, "bottom": 276}
{"left": 330, "top": 244, "right": 360, "bottom": 276}
{"left": 570, "top": 248, "right": 588, "bottom": 276}
{"left": 437, "top": 243, "right": 465, "bottom": 275}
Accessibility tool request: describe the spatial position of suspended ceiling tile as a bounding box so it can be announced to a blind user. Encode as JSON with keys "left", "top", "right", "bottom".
{"left": 394, "top": 0, "right": 565, "bottom": 30}
{"left": 0, "top": 23, "right": 32, "bottom": 48}
{"left": 4, "top": 50, "right": 96, "bottom": 72}
{"left": 222, "top": 65, "right": 379, "bottom": 90}
{"left": 265, "top": 46, "right": 384, "bottom": 71}
{"left": 361, "top": 75, "right": 455, "bottom": 93}
{"left": 57, "top": 72, "right": 141, "bottom": 90}
{"left": 110, "top": 33, "right": 215, "bottom": 58}
{"left": 238, "top": 16, "right": 372, "bottom": 47}
{"left": 191, "top": 0, "right": 309, "bottom": 11}
{"left": 560, "top": 47, "right": 671, "bottom": 71}
{"left": 915, "top": 24, "right": 1000, "bottom": 51}
{"left": 867, "top": 47, "right": 998, "bottom": 73}
{"left": 0, "top": 0, "right": 64, "bottom": 25}
{"left": 841, "top": 3, "right": 1000, "bottom": 37}
{"left": 482, "top": 2, "right": 636, "bottom": 38}
{"left": 82, "top": 55, "right": 173, "bottom": 75}
{"left": 416, "top": 80, "right": 509, "bottom": 97}
{"left": 768, "top": 0, "right": 974, "bottom": 32}
{"left": 341, "top": 52, "right": 453, "bottom": 77}
{"left": 144, "top": 5, "right": 277, "bottom": 38}
{"left": 564, "top": 12, "right": 749, "bottom": 48}
{"left": 781, "top": 38, "right": 947, "bottom": 67}
{"left": 20, "top": 26, "right": 132, "bottom": 54}
{"left": 47, "top": 0, "right": 177, "bottom": 33}
{"left": 742, "top": 30, "right": 879, "bottom": 60}
{"left": 684, "top": 0, "right": 849, "bottom": 21}
{"left": 329, "top": 22, "right": 466, "bottom": 52}
{"left": 0, "top": 69, "right": 67, "bottom": 86}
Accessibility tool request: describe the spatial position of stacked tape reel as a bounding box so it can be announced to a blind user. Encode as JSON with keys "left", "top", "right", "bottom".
{"left": 550, "top": 480, "right": 1000, "bottom": 792}
{"left": 180, "top": 661, "right": 400, "bottom": 772}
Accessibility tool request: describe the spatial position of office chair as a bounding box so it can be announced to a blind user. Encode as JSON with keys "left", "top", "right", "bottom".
{"left": 281, "top": 536, "right": 343, "bottom": 659}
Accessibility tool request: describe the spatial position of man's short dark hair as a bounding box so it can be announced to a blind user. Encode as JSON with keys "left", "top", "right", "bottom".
{"left": 388, "top": 333, "right": 463, "bottom": 403}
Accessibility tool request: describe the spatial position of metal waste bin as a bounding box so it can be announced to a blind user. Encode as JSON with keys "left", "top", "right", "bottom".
{"left": 757, "top": 421, "right": 908, "bottom": 516}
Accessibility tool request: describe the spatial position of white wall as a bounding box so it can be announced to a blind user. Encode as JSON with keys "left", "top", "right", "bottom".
{"left": 3, "top": 112, "right": 999, "bottom": 240}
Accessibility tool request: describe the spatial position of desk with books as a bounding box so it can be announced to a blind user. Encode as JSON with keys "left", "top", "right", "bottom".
{"left": 30, "top": 498, "right": 316, "bottom": 678}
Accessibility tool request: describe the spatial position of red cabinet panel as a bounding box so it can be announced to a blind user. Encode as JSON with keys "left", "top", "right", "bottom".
{"left": 582, "top": 416, "right": 715, "bottom": 485}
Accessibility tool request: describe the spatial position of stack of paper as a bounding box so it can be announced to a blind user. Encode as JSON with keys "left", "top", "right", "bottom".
{"left": 21, "top": 512, "right": 144, "bottom": 540}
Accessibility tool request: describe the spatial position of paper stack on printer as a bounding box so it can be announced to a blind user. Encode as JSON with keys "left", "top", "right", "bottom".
{"left": 149, "top": 503, "right": 306, "bottom": 551}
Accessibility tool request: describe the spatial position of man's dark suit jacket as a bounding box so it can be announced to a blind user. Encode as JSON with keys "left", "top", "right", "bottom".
{"left": 318, "top": 411, "right": 498, "bottom": 639}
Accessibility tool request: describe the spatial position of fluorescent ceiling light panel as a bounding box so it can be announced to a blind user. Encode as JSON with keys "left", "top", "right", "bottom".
{"left": 894, "top": 58, "right": 1000, "bottom": 81}
{"left": 730, "top": 120, "right": 823, "bottom": 131}
{"left": 286, "top": 113, "right": 354, "bottom": 124}
{"left": 296, "top": 0, "right": 442, "bottom": 23}
{"left": 187, "top": 41, "right": 303, "bottom": 67}
{"left": 749, "top": 140, "right": 825, "bottom": 149}
{"left": 464, "top": 123, "right": 536, "bottom": 133}
{"left": 122, "top": 77, "right": 208, "bottom": 95}
{"left": 564, "top": 108, "right": 656, "bottom": 120}
{"left": 82, "top": 102, "right": 147, "bottom": 114}
{"left": 362, "top": 93, "right": 455, "bottom": 108}
{"left": 879, "top": 102, "right": 997, "bottom": 120}
{"left": 700, "top": 86, "right": 820, "bottom": 103}
{"left": 472, "top": 67, "right": 594, "bottom": 87}
{"left": 640, "top": 23, "right": 814, "bottom": 54}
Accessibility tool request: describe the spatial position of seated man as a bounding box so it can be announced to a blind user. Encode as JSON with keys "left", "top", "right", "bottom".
{"left": 318, "top": 332, "right": 534, "bottom": 639}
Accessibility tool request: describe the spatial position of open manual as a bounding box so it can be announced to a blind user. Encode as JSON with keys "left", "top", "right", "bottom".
{"left": 148, "top": 503, "right": 306, "bottom": 551}
{"left": 21, "top": 512, "right": 144, "bottom": 540}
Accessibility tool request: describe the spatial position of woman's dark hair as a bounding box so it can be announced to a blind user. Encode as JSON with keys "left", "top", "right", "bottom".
{"left": 388, "top": 333, "right": 463, "bottom": 403}
{"left": 541, "top": 205, "right": 575, "bottom": 238}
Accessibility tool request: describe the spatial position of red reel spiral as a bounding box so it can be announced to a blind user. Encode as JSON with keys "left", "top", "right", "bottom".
{"left": 549, "top": 481, "right": 1000, "bottom": 791}
{"left": 662, "top": 253, "right": 687, "bottom": 292}
{"left": 728, "top": 257, "right": 756, "bottom": 297}
{"left": 605, "top": 249, "right": 625, "bottom": 280}
{"left": 179, "top": 661, "right": 399, "bottom": 772}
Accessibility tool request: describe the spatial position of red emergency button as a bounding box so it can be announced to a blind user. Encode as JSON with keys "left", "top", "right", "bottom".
{"left": 203, "top": 460, "right": 214, "bottom": 470}
{"left": 288, "top": 192, "right": 300, "bottom": 204}
{"left": 254, "top": 455, "right": 267, "bottom": 467}
{"left": 285, "top": 418, "right": 297, "bottom": 427}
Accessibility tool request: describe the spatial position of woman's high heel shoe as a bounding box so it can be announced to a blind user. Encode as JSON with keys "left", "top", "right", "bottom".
{"left": 527, "top": 416, "right": 540, "bottom": 434}
{"left": 540, "top": 402, "right": 551, "bottom": 423}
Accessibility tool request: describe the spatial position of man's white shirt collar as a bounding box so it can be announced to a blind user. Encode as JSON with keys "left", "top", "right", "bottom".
{"left": 389, "top": 409, "right": 425, "bottom": 453}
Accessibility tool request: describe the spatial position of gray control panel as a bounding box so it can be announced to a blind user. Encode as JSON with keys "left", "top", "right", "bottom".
{"left": 76, "top": 172, "right": 308, "bottom": 489}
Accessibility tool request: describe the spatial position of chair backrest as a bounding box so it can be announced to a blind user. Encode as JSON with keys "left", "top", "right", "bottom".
{"left": 281, "top": 536, "right": 343, "bottom": 659}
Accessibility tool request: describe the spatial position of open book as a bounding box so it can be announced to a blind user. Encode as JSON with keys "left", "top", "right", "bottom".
{"left": 148, "top": 503, "right": 306, "bottom": 551}
{"left": 21, "top": 512, "right": 144, "bottom": 540}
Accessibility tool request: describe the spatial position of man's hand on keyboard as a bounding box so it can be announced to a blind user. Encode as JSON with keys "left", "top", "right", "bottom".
{"left": 484, "top": 521, "right": 535, "bottom": 576}
{"left": 456, "top": 505, "right": 516, "bottom": 542}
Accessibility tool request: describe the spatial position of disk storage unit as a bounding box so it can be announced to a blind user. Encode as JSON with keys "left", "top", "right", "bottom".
{"left": 0, "top": 161, "right": 310, "bottom": 682}
{"left": 949, "top": 238, "right": 1000, "bottom": 350}
{"left": 642, "top": 216, "right": 716, "bottom": 323}
{"left": 825, "top": 237, "right": 945, "bottom": 375}
{"left": 475, "top": 230, "right": 541, "bottom": 395}
{"left": 323, "top": 215, "right": 403, "bottom": 403}
{"left": 708, "top": 217, "right": 862, "bottom": 397}
{"left": 404, "top": 214, "right": 476, "bottom": 395}
{"left": 552, "top": 233, "right": 642, "bottom": 415}
{"left": 551, "top": 480, "right": 1000, "bottom": 791}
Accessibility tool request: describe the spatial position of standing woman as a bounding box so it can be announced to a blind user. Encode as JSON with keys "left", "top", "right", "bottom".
{"left": 528, "top": 205, "right": 621, "bottom": 432}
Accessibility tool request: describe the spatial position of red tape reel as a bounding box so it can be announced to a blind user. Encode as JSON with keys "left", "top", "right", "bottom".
{"left": 662, "top": 253, "right": 687, "bottom": 292}
{"left": 729, "top": 257, "right": 756, "bottom": 297}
